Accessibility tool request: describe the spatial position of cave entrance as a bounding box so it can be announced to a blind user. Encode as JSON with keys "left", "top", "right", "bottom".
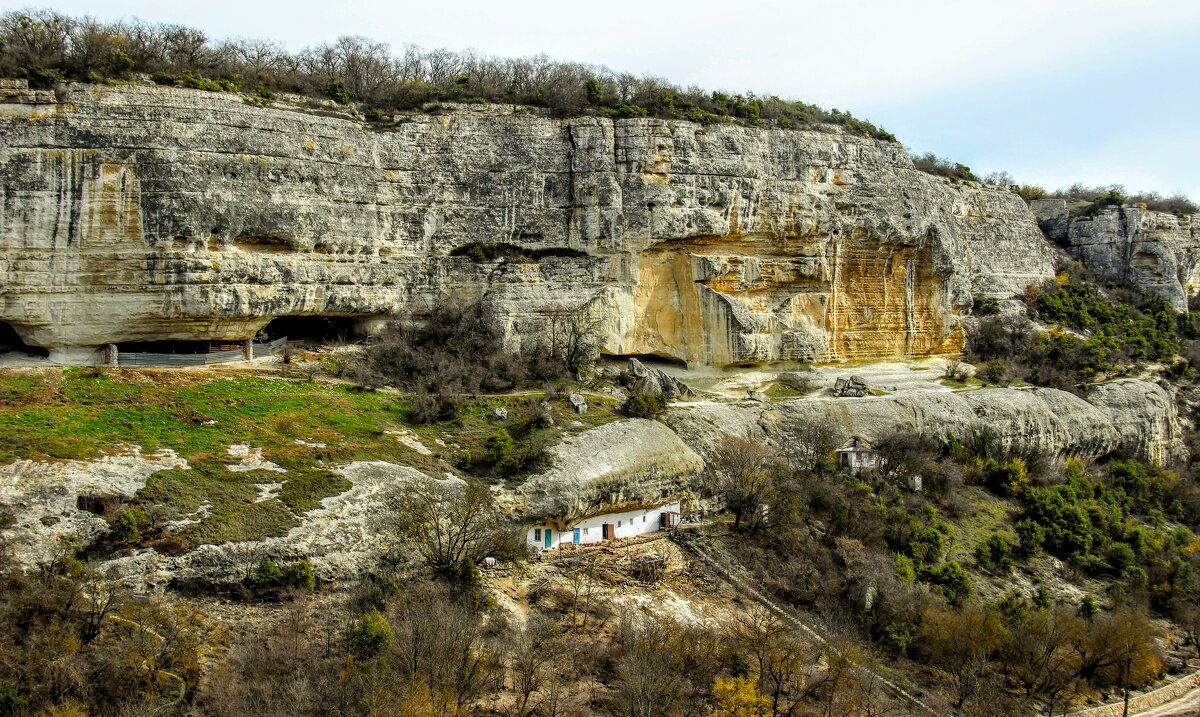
{"left": 601, "top": 352, "right": 690, "bottom": 370}
{"left": 0, "top": 322, "right": 49, "bottom": 357}
{"left": 115, "top": 340, "right": 231, "bottom": 355}
{"left": 258, "top": 315, "right": 362, "bottom": 346}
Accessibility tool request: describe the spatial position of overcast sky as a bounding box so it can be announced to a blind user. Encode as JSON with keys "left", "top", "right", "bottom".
{"left": 34, "top": 0, "right": 1200, "bottom": 199}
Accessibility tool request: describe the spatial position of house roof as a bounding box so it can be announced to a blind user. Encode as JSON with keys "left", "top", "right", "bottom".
{"left": 837, "top": 435, "right": 874, "bottom": 451}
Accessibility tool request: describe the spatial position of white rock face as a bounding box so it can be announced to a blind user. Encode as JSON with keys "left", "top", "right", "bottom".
{"left": 0, "top": 83, "right": 1056, "bottom": 366}
{"left": 520, "top": 419, "right": 704, "bottom": 522}
{"left": 666, "top": 380, "right": 1180, "bottom": 465}
{"left": 1032, "top": 199, "right": 1200, "bottom": 310}
{"left": 0, "top": 448, "right": 187, "bottom": 564}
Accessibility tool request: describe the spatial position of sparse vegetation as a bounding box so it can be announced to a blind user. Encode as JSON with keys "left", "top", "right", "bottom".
{"left": 0, "top": 9, "right": 895, "bottom": 140}
{"left": 968, "top": 266, "right": 1184, "bottom": 390}
{"left": 911, "top": 152, "right": 980, "bottom": 182}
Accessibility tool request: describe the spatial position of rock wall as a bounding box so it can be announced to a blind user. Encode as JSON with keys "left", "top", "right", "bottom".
{"left": 1031, "top": 199, "right": 1200, "bottom": 310}
{"left": 666, "top": 380, "right": 1181, "bottom": 465}
{"left": 0, "top": 82, "right": 1055, "bottom": 366}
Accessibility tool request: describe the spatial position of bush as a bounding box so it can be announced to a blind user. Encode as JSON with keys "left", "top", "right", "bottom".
{"left": 252, "top": 558, "right": 283, "bottom": 586}
{"left": 911, "top": 152, "right": 980, "bottom": 182}
{"left": 112, "top": 506, "right": 147, "bottom": 543}
{"left": 282, "top": 560, "right": 316, "bottom": 591}
{"left": 1014, "top": 518, "right": 1045, "bottom": 557}
{"left": 482, "top": 429, "right": 514, "bottom": 466}
{"left": 979, "top": 360, "right": 1009, "bottom": 385}
{"left": 925, "top": 560, "right": 972, "bottom": 604}
{"left": 347, "top": 608, "right": 393, "bottom": 657}
{"left": 621, "top": 390, "right": 668, "bottom": 419}
{"left": 975, "top": 532, "right": 1015, "bottom": 573}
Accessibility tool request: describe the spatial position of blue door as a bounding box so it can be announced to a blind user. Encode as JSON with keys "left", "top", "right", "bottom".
{"left": 544, "top": 528, "right": 552, "bottom": 549}
{"left": 573, "top": 528, "right": 581, "bottom": 544}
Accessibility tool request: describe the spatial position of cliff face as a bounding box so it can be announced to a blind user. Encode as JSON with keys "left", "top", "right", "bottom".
{"left": 666, "top": 380, "right": 1181, "bottom": 466}
{"left": 1032, "top": 199, "right": 1200, "bottom": 310}
{"left": 0, "top": 82, "right": 1055, "bottom": 365}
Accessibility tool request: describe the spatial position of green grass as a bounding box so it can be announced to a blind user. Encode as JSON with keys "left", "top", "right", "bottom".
{"left": 0, "top": 369, "right": 623, "bottom": 548}
{"left": 764, "top": 383, "right": 807, "bottom": 399}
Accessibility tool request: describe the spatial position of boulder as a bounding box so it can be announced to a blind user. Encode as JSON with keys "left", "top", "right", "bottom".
{"left": 620, "top": 358, "right": 694, "bottom": 399}
{"left": 568, "top": 393, "right": 589, "bottom": 414}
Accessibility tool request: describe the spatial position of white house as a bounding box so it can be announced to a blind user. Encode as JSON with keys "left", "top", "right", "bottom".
{"left": 836, "top": 436, "right": 883, "bottom": 472}
{"left": 526, "top": 500, "right": 682, "bottom": 551}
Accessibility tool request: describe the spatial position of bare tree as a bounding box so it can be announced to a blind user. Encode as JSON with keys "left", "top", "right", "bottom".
{"left": 919, "top": 604, "right": 1006, "bottom": 711}
{"left": 709, "top": 435, "right": 788, "bottom": 532}
{"left": 506, "top": 616, "right": 561, "bottom": 717}
{"left": 543, "top": 305, "right": 601, "bottom": 379}
{"left": 388, "top": 477, "right": 516, "bottom": 573}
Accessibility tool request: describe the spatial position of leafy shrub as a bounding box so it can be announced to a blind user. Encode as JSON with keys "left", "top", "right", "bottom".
{"left": 252, "top": 558, "right": 283, "bottom": 586}
{"left": 911, "top": 152, "right": 980, "bottom": 182}
{"left": 984, "top": 457, "right": 1031, "bottom": 497}
{"left": 1022, "top": 485, "right": 1093, "bottom": 557}
{"left": 112, "top": 506, "right": 147, "bottom": 543}
{"left": 483, "top": 429, "right": 514, "bottom": 466}
{"left": 347, "top": 608, "right": 393, "bottom": 657}
{"left": 975, "top": 532, "right": 1015, "bottom": 573}
{"left": 925, "top": 560, "right": 971, "bottom": 604}
{"left": 282, "top": 560, "right": 316, "bottom": 591}
{"left": 621, "top": 390, "right": 668, "bottom": 419}
{"left": 979, "top": 360, "right": 1009, "bottom": 385}
{"left": 1014, "top": 518, "right": 1045, "bottom": 557}
{"left": 0, "top": 686, "right": 23, "bottom": 714}
{"left": 323, "top": 80, "right": 353, "bottom": 104}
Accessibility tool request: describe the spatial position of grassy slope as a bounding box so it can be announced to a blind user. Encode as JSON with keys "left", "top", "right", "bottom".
{"left": 0, "top": 368, "right": 620, "bottom": 548}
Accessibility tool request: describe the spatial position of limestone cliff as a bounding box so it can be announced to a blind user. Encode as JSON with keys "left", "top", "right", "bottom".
{"left": 1031, "top": 199, "right": 1200, "bottom": 310}
{"left": 666, "top": 380, "right": 1181, "bottom": 465}
{"left": 0, "top": 82, "right": 1055, "bottom": 366}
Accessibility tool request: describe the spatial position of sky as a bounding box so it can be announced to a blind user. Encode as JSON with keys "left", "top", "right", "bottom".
{"left": 29, "top": 0, "right": 1200, "bottom": 199}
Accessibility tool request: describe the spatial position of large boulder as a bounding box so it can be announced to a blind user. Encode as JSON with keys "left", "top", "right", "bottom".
{"left": 619, "top": 358, "right": 694, "bottom": 399}
{"left": 519, "top": 419, "right": 704, "bottom": 522}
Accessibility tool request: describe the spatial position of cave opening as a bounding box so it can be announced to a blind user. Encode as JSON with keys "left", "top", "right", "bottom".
{"left": 258, "top": 315, "right": 363, "bottom": 345}
{"left": 116, "top": 340, "right": 234, "bottom": 355}
{"left": 0, "top": 322, "right": 49, "bottom": 357}
{"left": 601, "top": 352, "right": 690, "bottom": 370}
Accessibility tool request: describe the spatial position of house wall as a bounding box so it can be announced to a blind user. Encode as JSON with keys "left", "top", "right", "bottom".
{"left": 838, "top": 449, "right": 881, "bottom": 471}
{"left": 527, "top": 501, "right": 681, "bottom": 550}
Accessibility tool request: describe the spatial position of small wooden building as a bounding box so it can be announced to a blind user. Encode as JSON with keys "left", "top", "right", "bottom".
{"left": 836, "top": 436, "right": 883, "bottom": 472}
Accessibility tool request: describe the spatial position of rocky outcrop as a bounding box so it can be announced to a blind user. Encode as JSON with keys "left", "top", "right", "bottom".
{"left": 0, "top": 448, "right": 187, "bottom": 564}
{"left": 666, "top": 380, "right": 1181, "bottom": 464}
{"left": 619, "top": 358, "right": 694, "bottom": 398}
{"left": 0, "top": 82, "right": 1055, "bottom": 366}
{"left": 519, "top": 419, "right": 703, "bottom": 523}
{"left": 1031, "top": 199, "right": 1199, "bottom": 310}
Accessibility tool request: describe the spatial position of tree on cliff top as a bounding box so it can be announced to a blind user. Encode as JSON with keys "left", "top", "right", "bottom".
{"left": 0, "top": 8, "right": 896, "bottom": 140}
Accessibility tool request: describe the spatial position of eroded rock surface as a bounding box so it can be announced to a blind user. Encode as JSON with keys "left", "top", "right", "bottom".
{"left": 0, "top": 83, "right": 1055, "bottom": 366}
{"left": 666, "top": 380, "right": 1180, "bottom": 464}
{"left": 1032, "top": 199, "right": 1200, "bottom": 310}
{"left": 520, "top": 419, "right": 704, "bottom": 523}
{"left": 0, "top": 448, "right": 187, "bottom": 564}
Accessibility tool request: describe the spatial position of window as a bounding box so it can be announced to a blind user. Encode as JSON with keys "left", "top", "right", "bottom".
{"left": 583, "top": 527, "right": 589, "bottom": 535}
{"left": 618, "top": 520, "right": 623, "bottom": 528}
{"left": 642, "top": 515, "right": 646, "bottom": 523}
{"left": 534, "top": 528, "right": 542, "bottom": 540}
